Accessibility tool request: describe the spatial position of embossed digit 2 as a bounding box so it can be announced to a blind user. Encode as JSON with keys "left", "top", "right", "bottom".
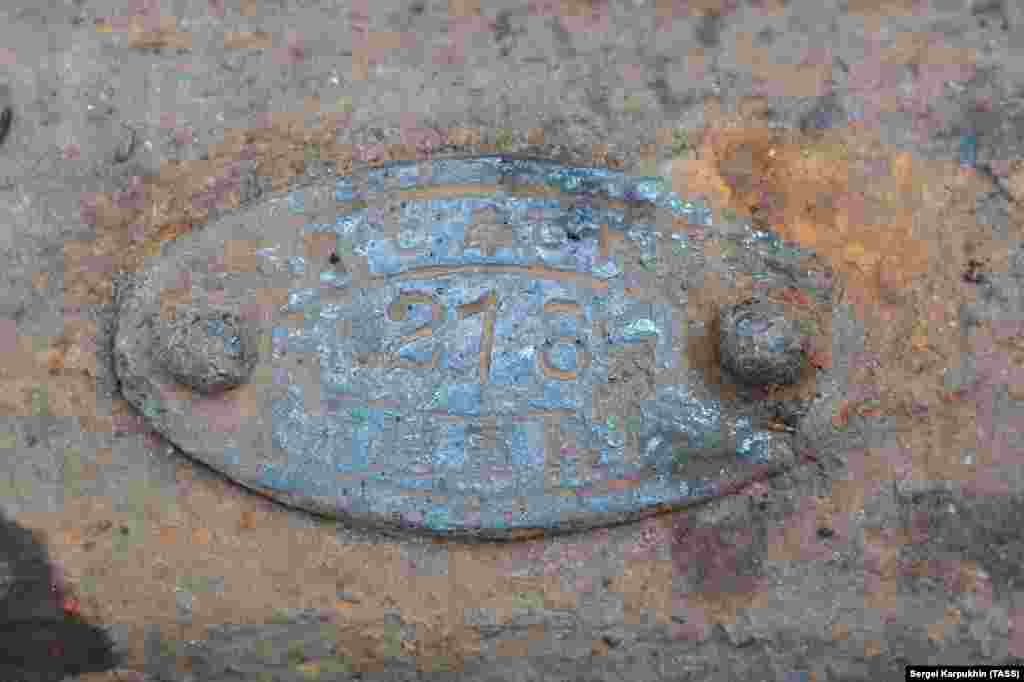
{"left": 386, "top": 291, "right": 447, "bottom": 369}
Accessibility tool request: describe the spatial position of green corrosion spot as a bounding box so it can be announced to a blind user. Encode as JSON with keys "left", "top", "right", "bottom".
{"left": 671, "top": 129, "right": 692, "bottom": 157}
{"left": 513, "top": 590, "right": 545, "bottom": 609}
{"left": 268, "top": 609, "right": 293, "bottom": 625}
{"left": 255, "top": 639, "right": 275, "bottom": 660}
{"left": 142, "top": 397, "right": 162, "bottom": 418}
{"left": 30, "top": 387, "right": 48, "bottom": 416}
{"left": 798, "top": 319, "right": 819, "bottom": 335}
{"left": 287, "top": 641, "right": 306, "bottom": 665}
{"left": 622, "top": 94, "right": 645, "bottom": 114}
{"left": 495, "top": 129, "right": 514, "bottom": 150}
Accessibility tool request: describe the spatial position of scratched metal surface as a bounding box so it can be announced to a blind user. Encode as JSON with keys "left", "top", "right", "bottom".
{"left": 114, "top": 154, "right": 825, "bottom": 539}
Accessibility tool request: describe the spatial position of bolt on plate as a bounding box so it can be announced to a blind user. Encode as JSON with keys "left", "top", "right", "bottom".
{"left": 114, "top": 154, "right": 838, "bottom": 539}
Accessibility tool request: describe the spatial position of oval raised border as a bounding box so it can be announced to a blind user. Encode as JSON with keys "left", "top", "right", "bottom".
{"left": 114, "top": 154, "right": 833, "bottom": 539}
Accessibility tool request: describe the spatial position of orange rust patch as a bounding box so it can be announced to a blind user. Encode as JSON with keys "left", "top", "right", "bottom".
{"left": 126, "top": 15, "right": 192, "bottom": 50}
{"left": 447, "top": 127, "right": 483, "bottom": 147}
{"left": 191, "top": 527, "right": 212, "bottom": 545}
{"left": 865, "top": 639, "right": 884, "bottom": 658}
{"left": 45, "top": 319, "right": 99, "bottom": 378}
{"left": 238, "top": 510, "right": 258, "bottom": 530}
{"left": 685, "top": 588, "right": 770, "bottom": 629}
{"left": 158, "top": 287, "right": 195, "bottom": 322}
{"left": 605, "top": 478, "right": 642, "bottom": 491}
{"left": 844, "top": 0, "right": 920, "bottom": 14}
{"left": 157, "top": 222, "right": 193, "bottom": 243}
{"left": 32, "top": 270, "right": 49, "bottom": 292}
{"left": 606, "top": 559, "right": 673, "bottom": 626}
{"left": 670, "top": 120, "right": 936, "bottom": 310}
{"left": 735, "top": 38, "right": 832, "bottom": 98}
{"left": 223, "top": 30, "right": 272, "bottom": 50}
{"left": 28, "top": 97, "right": 1023, "bottom": 675}
{"left": 221, "top": 238, "right": 263, "bottom": 273}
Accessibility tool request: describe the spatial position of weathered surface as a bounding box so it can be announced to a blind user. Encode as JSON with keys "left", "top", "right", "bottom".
{"left": 114, "top": 155, "right": 832, "bottom": 539}
{"left": 718, "top": 297, "right": 808, "bottom": 386}
{"left": 1, "top": 0, "right": 1021, "bottom": 679}
{"left": 153, "top": 305, "right": 258, "bottom": 394}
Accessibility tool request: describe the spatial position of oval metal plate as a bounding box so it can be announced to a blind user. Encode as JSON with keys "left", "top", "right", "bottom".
{"left": 114, "top": 155, "right": 827, "bottom": 539}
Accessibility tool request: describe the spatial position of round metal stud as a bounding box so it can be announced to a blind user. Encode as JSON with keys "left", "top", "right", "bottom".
{"left": 153, "top": 305, "right": 258, "bottom": 394}
{"left": 718, "top": 297, "right": 808, "bottom": 387}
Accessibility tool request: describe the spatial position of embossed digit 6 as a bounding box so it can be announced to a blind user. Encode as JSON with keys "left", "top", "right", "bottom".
{"left": 539, "top": 300, "right": 590, "bottom": 381}
{"left": 539, "top": 336, "right": 591, "bottom": 381}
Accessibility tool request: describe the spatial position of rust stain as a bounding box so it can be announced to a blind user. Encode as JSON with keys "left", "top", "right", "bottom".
{"left": 302, "top": 231, "right": 337, "bottom": 263}
{"left": 158, "top": 287, "right": 195, "bottom": 322}
{"left": 223, "top": 30, "right": 272, "bottom": 50}
{"left": 448, "top": 128, "right": 483, "bottom": 147}
{"left": 845, "top": 0, "right": 926, "bottom": 14}
{"left": 126, "top": 15, "right": 192, "bottom": 50}
{"left": 352, "top": 263, "right": 612, "bottom": 292}
{"left": 397, "top": 183, "right": 499, "bottom": 200}
{"left": 542, "top": 301, "right": 582, "bottom": 316}
{"left": 23, "top": 91, "right": 1020, "bottom": 673}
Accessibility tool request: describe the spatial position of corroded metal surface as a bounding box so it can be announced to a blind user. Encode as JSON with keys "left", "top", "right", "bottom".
{"left": 114, "top": 155, "right": 831, "bottom": 539}
{"left": 718, "top": 297, "right": 809, "bottom": 387}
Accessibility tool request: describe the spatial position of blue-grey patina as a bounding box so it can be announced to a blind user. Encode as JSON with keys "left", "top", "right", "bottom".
{"left": 114, "top": 155, "right": 824, "bottom": 538}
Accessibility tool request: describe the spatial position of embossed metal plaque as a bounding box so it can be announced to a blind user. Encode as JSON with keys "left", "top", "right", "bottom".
{"left": 114, "top": 155, "right": 829, "bottom": 538}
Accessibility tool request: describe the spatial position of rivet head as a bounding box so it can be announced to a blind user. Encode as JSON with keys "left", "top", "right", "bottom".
{"left": 154, "top": 305, "right": 258, "bottom": 394}
{"left": 718, "top": 297, "right": 808, "bottom": 387}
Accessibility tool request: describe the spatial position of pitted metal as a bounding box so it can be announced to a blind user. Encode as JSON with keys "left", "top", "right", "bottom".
{"left": 114, "top": 154, "right": 833, "bottom": 539}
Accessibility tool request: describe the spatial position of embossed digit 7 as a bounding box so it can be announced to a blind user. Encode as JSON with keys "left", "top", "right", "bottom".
{"left": 456, "top": 291, "right": 498, "bottom": 383}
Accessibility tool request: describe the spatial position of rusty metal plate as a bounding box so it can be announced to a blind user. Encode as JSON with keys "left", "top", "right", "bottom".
{"left": 114, "top": 155, "right": 830, "bottom": 539}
